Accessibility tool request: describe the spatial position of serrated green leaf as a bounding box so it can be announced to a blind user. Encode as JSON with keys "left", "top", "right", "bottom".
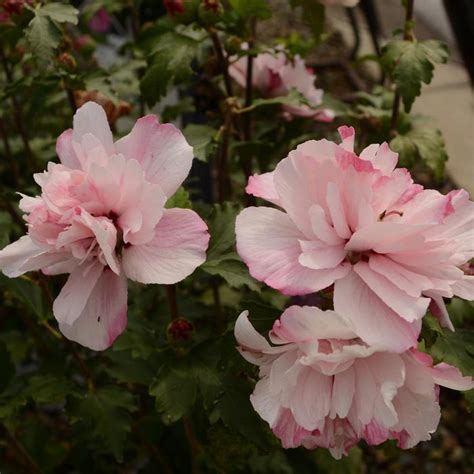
{"left": 382, "top": 39, "right": 448, "bottom": 112}
{"left": 69, "top": 386, "right": 137, "bottom": 462}
{"left": 40, "top": 3, "right": 79, "bottom": 24}
{"left": 206, "top": 202, "right": 239, "bottom": 262}
{"left": 24, "top": 374, "right": 76, "bottom": 404}
{"left": 149, "top": 361, "right": 198, "bottom": 425}
{"left": 26, "top": 13, "right": 62, "bottom": 64}
{"left": 229, "top": 0, "right": 272, "bottom": 20}
{"left": 429, "top": 329, "right": 474, "bottom": 376}
{"left": 141, "top": 31, "right": 200, "bottom": 106}
{"left": 251, "top": 88, "right": 310, "bottom": 110}
{"left": 202, "top": 257, "right": 260, "bottom": 292}
{"left": 390, "top": 125, "right": 448, "bottom": 180}
{"left": 183, "top": 124, "right": 216, "bottom": 162}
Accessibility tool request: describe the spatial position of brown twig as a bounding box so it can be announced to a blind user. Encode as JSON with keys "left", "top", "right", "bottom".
{"left": 389, "top": 0, "right": 415, "bottom": 136}
{"left": 182, "top": 417, "right": 202, "bottom": 474}
{"left": 5, "top": 428, "right": 42, "bottom": 474}
{"left": 209, "top": 29, "right": 233, "bottom": 97}
{"left": 165, "top": 284, "right": 179, "bottom": 320}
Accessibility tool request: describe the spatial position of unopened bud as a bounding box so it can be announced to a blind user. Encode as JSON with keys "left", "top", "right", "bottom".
{"left": 167, "top": 318, "right": 194, "bottom": 343}
{"left": 57, "top": 52, "right": 76, "bottom": 71}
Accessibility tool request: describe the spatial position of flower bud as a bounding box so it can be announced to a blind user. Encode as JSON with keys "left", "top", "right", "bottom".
{"left": 198, "top": 0, "right": 223, "bottom": 26}
{"left": 167, "top": 318, "right": 194, "bottom": 343}
{"left": 57, "top": 52, "right": 76, "bottom": 71}
{"left": 164, "top": 0, "right": 199, "bottom": 24}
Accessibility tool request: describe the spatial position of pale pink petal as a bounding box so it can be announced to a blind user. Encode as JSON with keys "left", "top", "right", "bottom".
{"left": 427, "top": 293, "right": 454, "bottom": 331}
{"left": 430, "top": 362, "right": 474, "bottom": 391}
{"left": 235, "top": 311, "right": 273, "bottom": 352}
{"left": 0, "top": 236, "right": 48, "bottom": 277}
{"left": 451, "top": 275, "right": 474, "bottom": 300}
{"left": 250, "top": 378, "right": 281, "bottom": 427}
{"left": 58, "top": 268, "right": 128, "bottom": 351}
{"left": 368, "top": 254, "right": 431, "bottom": 298}
{"left": 308, "top": 205, "right": 345, "bottom": 245}
{"left": 291, "top": 367, "right": 331, "bottom": 431}
{"left": 246, "top": 172, "right": 281, "bottom": 206}
{"left": 72, "top": 102, "right": 114, "bottom": 154}
{"left": 298, "top": 240, "right": 346, "bottom": 270}
{"left": 330, "top": 367, "right": 355, "bottom": 419}
{"left": 56, "top": 129, "right": 81, "bottom": 169}
{"left": 372, "top": 142, "right": 398, "bottom": 175}
{"left": 122, "top": 208, "right": 209, "bottom": 284}
{"left": 334, "top": 270, "right": 420, "bottom": 352}
{"left": 326, "top": 182, "right": 351, "bottom": 239}
{"left": 53, "top": 260, "right": 105, "bottom": 326}
{"left": 271, "top": 306, "right": 356, "bottom": 343}
{"left": 236, "top": 207, "right": 351, "bottom": 295}
{"left": 115, "top": 115, "right": 193, "bottom": 198}
{"left": 391, "top": 389, "right": 440, "bottom": 449}
{"left": 354, "top": 261, "right": 430, "bottom": 323}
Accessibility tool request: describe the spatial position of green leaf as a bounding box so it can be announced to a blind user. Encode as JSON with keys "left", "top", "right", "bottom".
{"left": 69, "top": 386, "right": 137, "bottom": 462}
{"left": 206, "top": 203, "right": 239, "bottom": 262}
{"left": 382, "top": 39, "right": 448, "bottom": 112}
{"left": 104, "top": 351, "right": 155, "bottom": 386}
{"left": 24, "top": 374, "right": 76, "bottom": 404}
{"left": 40, "top": 3, "right": 79, "bottom": 24}
{"left": 165, "top": 187, "right": 192, "bottom": 209}
{"left": 312, "top": 446, "right": 363, "bottom": 474}
{"left": 202, "top": 256, "right": 260, "bottom": 292}
{"left": 149, "top": 360, "right": 198, "bottom": 424}
{"left": 141, "top": 30, "right": 200, "bottom": 106}
{"left": 429, "top": 329, "right": 474, "bottom": 376}
{"left": 289, "top": 0, "right": 325, "bottom": 43}
{"left": 25, "top": 3, "right": 79, "bottom": 65}
{"left": 250, "top": 89, "right": 310, "bottom": 110}
{"left": 229, "top": 0, "right": 272, "bottom": 20}
{"left": 25, "top": 13, "right": 62, "bottom": 65}
{"left": 390, "top": 125, "right": 448, "bottom": 180}
{"left": 183, "top": 124, "right": 216, "bottom": 162}
{"left": 211, "top": 375, "right": 268, "bottom": 447}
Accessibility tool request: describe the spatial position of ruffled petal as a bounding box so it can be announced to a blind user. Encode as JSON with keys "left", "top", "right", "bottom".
{"left": 122, "top": 208, "right": 209, "bottom": 284}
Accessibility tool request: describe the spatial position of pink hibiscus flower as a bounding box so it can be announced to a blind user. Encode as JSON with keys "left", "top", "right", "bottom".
{"left": 229, "top": 44, "right": 334, "bottom": 122}
{"left": 235, "top": 127, "right": 474, "bottom": 351}
{"left": 0, "top": 102, "right": 209, "bottom": 350}
{"left": 235, "top": 307, "right": 473, "bottom": 458}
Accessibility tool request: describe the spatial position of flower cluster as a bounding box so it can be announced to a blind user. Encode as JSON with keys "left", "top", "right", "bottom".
{"left": 0, "top": 102, "right": 209, "bottom": 350}
{"left": 229, "top": 44, "right": 334, "bottom": 122}
{"left": 234, "top": 127, "right": 474, "bottom": 456}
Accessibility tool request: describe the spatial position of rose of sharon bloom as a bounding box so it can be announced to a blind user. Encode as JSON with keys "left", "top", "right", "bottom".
{"left": 235, "top": 308, "right": 474, "bottom": 458}
{"left": 229, "top": 44, "right": 334, "bottom": 122}
{"left": 236, "top": 127, "right": 474, "bottom": 352}
{"left": 0, "top": 102, "right": 209, "bottom": 350}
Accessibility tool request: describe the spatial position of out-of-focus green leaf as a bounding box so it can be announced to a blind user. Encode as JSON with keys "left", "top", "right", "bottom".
{"left": 183, "top": 124, "right": 217, "bottom": 162}
{"left": 203, "top": 256, "right": 260, "bottom": 292}
{"left": 229, "top": 0, "right": 272, "bottom": 20}
{"left": 289, "top": 0, "right": 325, "bottom": 43}
{"left": 0, "top": 341, "right": 14, "bottom": 393}
{"left": 166, "top": 187, "right": 192, "bottom": 209}
{"left": 312, "top": 446, "right": 363, "bottom": 473}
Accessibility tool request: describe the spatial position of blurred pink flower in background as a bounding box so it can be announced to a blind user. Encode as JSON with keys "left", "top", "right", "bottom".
{"left": 236, "top": 127, "right": 474, "bottom": 352}
{"left": 0, "top": 102, "right": 209, "bottom": 350}
{"left": 88, "top": 7, "right": 112, "bottom": 33}
{"left": 229, "top": 44, "right": 334, "bottom": 122}
{"left": 235, "top": 307, "right": 474, "bottom": 458}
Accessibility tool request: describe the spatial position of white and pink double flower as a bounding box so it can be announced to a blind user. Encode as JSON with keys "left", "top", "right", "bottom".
{"left": 236, "top": 127, "right": 474, "bottom": 352}
{"left": 235, "top": 307, "right": 474, "bottom": 458}
{"left": 0, "top": 102, "right": 209, "bottom": 350}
